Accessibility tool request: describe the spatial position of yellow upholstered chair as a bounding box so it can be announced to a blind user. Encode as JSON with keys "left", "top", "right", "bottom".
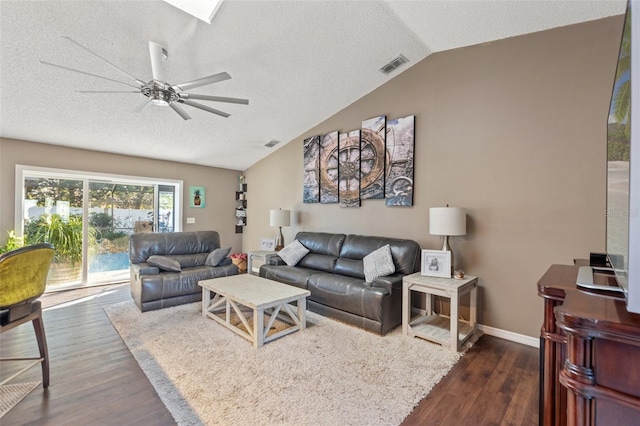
{"left": 0, "top": 243, "right": 54, "bottom": 388}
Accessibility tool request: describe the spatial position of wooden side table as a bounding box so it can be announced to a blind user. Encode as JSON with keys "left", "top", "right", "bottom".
{"left": 402, "top": 272, "right": 478, "bottom": 352}
{"left": 247, "top": 250, "right": 277, "bottom": 275}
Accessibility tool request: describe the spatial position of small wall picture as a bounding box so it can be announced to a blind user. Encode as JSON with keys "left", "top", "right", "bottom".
{"left": 189, "top": 186, "right": 205, "bottom": 208}
{"left": 260, "top": 238, "right": 276, "bottom": 251}
{"left": 421, "top": 250, "right": 451, "bottom": 278}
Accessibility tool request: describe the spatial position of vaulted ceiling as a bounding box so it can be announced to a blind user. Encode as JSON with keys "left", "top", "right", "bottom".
{"left": 0, "top": 0, "right": 625, "bottom": 170}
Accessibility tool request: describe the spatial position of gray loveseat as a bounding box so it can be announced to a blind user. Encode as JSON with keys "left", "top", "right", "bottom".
{"left": 259, "top": 232, "right": 421, "bottom": 334}
{"left": 129, "top": 231, "right": 238, "bottom": 312}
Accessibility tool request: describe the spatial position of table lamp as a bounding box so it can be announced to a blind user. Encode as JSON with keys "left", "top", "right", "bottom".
{"left": 429, "top": 205, "right": 467, "bottom": 276}
{"left": 270, "top": 208, "right": 290, "bottom": 251}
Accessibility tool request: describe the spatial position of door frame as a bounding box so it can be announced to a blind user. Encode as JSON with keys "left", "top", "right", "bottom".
{"left": 15, "top": 164, "right": 183, "bottom": 288}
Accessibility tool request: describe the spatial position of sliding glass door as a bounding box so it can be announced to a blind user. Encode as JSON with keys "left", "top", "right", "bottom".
{"left": 23, "top": 176, "right": 85, "bottom": 288}
{"left": 87, "top": 182, "right": 156, "bottom": 285}
{"left": 16, "top": 166, "right": 181, "bottom": 291}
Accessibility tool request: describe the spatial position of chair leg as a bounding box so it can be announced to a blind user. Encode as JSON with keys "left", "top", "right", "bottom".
{"left": 32, "top": 311, "right": 50, "bottom": 388}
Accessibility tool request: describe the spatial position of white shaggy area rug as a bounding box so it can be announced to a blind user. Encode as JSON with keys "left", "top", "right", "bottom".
{"left": 105, "top": 300, "right": 477, "bottom": 426}
{"left": 0, "top": 381, "right": 41, "bottom": 419}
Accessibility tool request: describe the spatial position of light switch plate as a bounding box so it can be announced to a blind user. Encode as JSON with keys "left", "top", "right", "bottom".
{"left": 186, "top": 217, "right": 195, "bottom": 224}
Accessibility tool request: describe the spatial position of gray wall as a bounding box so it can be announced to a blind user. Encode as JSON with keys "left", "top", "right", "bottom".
{"left": 242, "top": 16, "right": 624, "bottom": 338}
{"left": 0, "top": 138, "right": 243, "bottom": 253}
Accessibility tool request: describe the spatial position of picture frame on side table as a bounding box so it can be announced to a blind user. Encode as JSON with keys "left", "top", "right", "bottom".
{"left": 421, "top": 249, "right": 451, "bottom": 278}
{"left": 260, "top": 238, "right": 276, "bottom": 251}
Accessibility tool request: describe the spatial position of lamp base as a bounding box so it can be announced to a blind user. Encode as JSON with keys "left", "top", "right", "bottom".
{"left": 275, "top": 227, "right": 284, "bottom": 251}
{"left": 442, "top": 236, "right": 454, "bottom": 277}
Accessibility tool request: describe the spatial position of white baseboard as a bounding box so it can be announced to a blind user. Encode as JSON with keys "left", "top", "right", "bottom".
{"left": 477, "top": 324, "right": 539, "bottom": 348}
{"left": 409, "top": 307, "right": 539, "bottom": 348}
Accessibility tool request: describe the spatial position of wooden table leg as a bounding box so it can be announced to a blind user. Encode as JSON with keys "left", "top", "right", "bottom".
{"left": 402, "top": 282, "right": 410, "bottom": 336}
{"left": 202, "top": 288, "right": 210, "bottom": 317}
{"left": 469, "top": 285, "right": 477, "bottom": 327}
{"left": 450, "top": 293, "right": 459, "bottom": 351}
{"left": 298, "top": 297, "right": 307, "bottom": 330}
{"left": 254, "top": 308, "right": 265, "bottom": 348}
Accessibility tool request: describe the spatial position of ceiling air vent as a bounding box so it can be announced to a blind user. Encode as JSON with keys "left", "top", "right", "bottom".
{"left": 265, "top": 140, "right": 280, "bottom": 148}
{"left": 379, "top": 54, "right": 409, "bottom": 75}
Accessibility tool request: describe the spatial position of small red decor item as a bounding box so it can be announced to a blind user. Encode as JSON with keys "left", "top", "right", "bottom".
{"left": 230, "top": 253, "right": 247, "bottom": 273}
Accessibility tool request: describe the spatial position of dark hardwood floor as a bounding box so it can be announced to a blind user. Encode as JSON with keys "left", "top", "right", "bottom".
{"left": 1, "top": 284, "right": 539, "bottom": 425}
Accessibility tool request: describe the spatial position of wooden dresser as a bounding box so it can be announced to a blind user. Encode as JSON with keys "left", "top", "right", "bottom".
{"left": 538, "top": 264, "right": 640, "bottom": 425}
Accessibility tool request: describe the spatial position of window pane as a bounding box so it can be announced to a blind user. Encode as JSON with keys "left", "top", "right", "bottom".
{"left": 23, "top": 177, "right": 84, "bottom": 289}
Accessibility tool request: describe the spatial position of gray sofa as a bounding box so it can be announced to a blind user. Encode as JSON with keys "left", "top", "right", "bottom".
{"left": 129, "top": 231, "right": 238, "bottom": 312}
{"left": 259, "top": 232, "right": 421, "bottom": 334}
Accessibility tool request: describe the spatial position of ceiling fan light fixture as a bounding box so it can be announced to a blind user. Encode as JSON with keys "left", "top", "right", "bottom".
{"left": 152, "top": 99, "right": 169, "bottom": 106}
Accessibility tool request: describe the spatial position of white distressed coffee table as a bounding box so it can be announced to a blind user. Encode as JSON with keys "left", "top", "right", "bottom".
{"left": 199, "top": 274, "right": 311, "bottom": 348}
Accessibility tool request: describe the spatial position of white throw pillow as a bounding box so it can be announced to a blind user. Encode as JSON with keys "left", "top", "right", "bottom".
{"left": 278, "top": 240, "right": 310, "bottom": 266}
{"left": 363, "top": 244, "right": 395, "bottom": 283}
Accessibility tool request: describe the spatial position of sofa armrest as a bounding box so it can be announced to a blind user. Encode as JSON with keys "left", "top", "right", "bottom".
{"left": 266, "top": 255, "right": 286, "bottom": 266}
{"left": 371, "top": 274, "right": 404, "bottom": 293}
{"left": 131, "top": 262, "right": 160, "bottom": 276}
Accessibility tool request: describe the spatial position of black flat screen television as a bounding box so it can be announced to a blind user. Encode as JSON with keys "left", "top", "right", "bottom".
{"left": 577, "top": 0, "right": 639, "bottom": 314}
{"left": 605, "top": 0, "right": 639, "bottom": 313}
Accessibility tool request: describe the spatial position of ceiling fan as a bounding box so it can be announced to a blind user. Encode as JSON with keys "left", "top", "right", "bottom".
{"left": 40, "top": 37, "right": 249, "bottom": 120}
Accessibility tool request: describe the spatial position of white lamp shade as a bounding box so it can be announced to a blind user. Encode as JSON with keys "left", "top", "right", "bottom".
{"left": 429, "top": 207, "right": 466, "bottom": 236}
{"left": 270, "top": 209, "right": 290, "bottom": 227}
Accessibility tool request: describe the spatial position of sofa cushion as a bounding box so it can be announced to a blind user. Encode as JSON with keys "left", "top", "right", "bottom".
{"left": 340, "top": 234, "right": 421, "bottom": 276}
{"left": 363, "top": 244, "right": 395, "bottom": 282}
{"left": 259, "top": 265, "right": 315, "bottom": 289}
{"left": 205, "top": 247, "right": 231, "bottom": 266}
{"left": 166, "top": 253, "right": 208, "bottom": 268}
{"left": 297, "top": 253, "right": 337, "bottom": 273}
{"left": 278, "top": 240, "right": 309, "bottom": 266}
{"left": 146, "top": 255, "right": 181, "bottom": 272}
{"left": 295, "top": 232, "right": 345, "bottom": 257}
{"left": 306, "top": 272, "right": 389, "bottom": 321}
{"left": 333, "top": 258, "right": 364, "bottom": 279}
{"left": 129, "top": 231, "right": 221, "bottom": 263}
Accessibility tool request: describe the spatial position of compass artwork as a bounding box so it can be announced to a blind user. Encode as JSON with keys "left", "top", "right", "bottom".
{"left": 303, "top": 135, "right": 321, "bottom": 203}
{"left": 320, "top": 131, "right": 339, "bottom": 204}
{"left": 338, "top": 130, "right": 361, "bottom": 207}
{"left": 302, "top": 114, "right": 414, "bottom": 207}
{"left": 360, "top": 116, "right": 387, "bottom": 200}
{"left": 385, "top": 115, "right": 415, "bottom": 206}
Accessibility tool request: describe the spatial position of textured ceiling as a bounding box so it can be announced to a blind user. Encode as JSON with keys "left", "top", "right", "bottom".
{"left": 0, "top": 0, "right": 625, "bottom": 171}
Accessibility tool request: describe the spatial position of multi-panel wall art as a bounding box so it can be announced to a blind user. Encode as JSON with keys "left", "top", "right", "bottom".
{"left": 303, "top": 114, "right": 415, "bottom": 207}
{"left": 320, "top": 131, "right": 339, "bottom": 204}
{"left": 360, "top": 116, "right": 386, "bottom": 200}
{"left": 385, "top": 115, "right": 415, "bottom": 206}
{"left": 338, "top": 130, "right": 361, "bottom": 208}
{"left": 303, "top": 135, "right": 321, "bottom": 203}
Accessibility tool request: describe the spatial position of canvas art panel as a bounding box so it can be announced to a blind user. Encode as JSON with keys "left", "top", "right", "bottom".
{"left": 385, "top": 115, "right": 415, "bottom": 206}
{"left": 303, "top": 135, "right": 320, "bottom": 203}
{"left": 320, "top": 131, "right": 339, "bottom": 204}
{"left": 189, "top": 186, "right": 205, "bottom": 208}
{"left": 338, "top": 130, "right": 361, "bottom": 208}
{"left": 360, "top": 116, "right": 386, "bottom": 200}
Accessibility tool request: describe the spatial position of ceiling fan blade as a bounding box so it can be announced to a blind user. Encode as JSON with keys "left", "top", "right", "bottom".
{"left": 149, "top": 41, "right": 167, "bottom": 82}
{"left": 76, "top": 90, "right": 139, "bottom": 93}
{"left": 180, "top": 99, "right": 230, "bottom": 118}
{"left": 134, "top": 98, "right": 153, "bottom": 113}
{"left": 172, "top": 72, "right": 231, "bottom": 92}
{"left": 62, "top": 36, "right": 146, "bottom": 86}
{"left": 40, "top": 61, "right": 141, "bottom": 89}
{"left": 169, "top": 102, "right": 192, "bottom": 120}
{"left": 178, "top": 93, "right": 249, "bottom": 105}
